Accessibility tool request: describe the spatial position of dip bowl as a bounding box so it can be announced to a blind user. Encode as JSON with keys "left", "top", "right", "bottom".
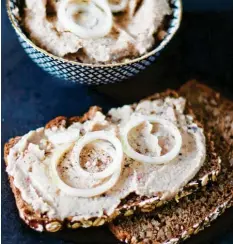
{"left": 7, "top": 0, "right": 182, "bottom": 85}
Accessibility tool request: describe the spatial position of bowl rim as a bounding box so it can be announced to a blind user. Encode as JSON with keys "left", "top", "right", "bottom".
{"left": 6, "top": 0, "right": 182, "bottom": 68}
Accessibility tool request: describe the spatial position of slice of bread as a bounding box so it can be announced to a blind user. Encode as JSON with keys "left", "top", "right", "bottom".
{"left": 109, "top": 80, "right": 233, "bottom": 243}
{"left": 4, "top": 84, "right": 221, "bottom": 232}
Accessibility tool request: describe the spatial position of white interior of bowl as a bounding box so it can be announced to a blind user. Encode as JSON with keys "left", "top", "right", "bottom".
{"left": 7, "top": 0, "right": 182, "bottom": 68}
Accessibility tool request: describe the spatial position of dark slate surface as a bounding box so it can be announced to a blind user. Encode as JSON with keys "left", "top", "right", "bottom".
{"left": 183, "top": 0, "right": 233, "bottom": 11}
{"left": 2, "top": 1, "right": 233, "bottom": 243}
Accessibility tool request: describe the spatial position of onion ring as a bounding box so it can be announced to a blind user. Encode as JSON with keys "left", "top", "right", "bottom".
{"left": 58, "top": 0, "right": 113, "bottom": 39}
{"left": 108, "top": 0, "right": 128, "bottom": 12}
{"left": 121, "top": 115, "right": 182, "bottom": 164}
{"left": 51, "top": 131, "right": 123, "bottom": 197}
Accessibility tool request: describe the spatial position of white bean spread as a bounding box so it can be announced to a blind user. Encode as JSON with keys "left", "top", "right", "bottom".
{"left": 23, "top": 0, "right": 171, "bottom": 63}
{"left": 7, "top": 97, "right": 206, "bottom": 221}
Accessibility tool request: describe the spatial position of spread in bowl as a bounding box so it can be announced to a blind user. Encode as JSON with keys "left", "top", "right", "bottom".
{"left": 22, "top": 0, "right": 171, "bottom": 64}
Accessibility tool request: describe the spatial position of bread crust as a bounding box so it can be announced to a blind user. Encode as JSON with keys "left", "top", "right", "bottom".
{"left": 109, "top": 80, "right": 233, "bottom": 244}
{"left": 180, "top": 80, "right": 233, "bottom": 144}
{"left": 4, "top": 86, "right": 221, "bottom": 232}
{"left": 110, "top": 189, "right": 233, "bottom": 244}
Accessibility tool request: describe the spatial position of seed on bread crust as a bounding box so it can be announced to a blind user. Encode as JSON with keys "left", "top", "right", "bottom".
{"left": 156, "top": 201, "right": 164, "bottom": 207}
{"left": 141, "top": 205, "right": 156, "bottom": 213}
{"left": 93, "top": 218, "right": 105, "bottom": 226}
{"left": 81, "top": 220, "right": 93, "bottom": 228}
{"left": 71, "top": 222, "right": 81, "bottom": 229}
{"left": 124, "top": 210, "right": 134, "bottom": 217}
{"left": 109, "top": 210, "right": 120, "bottom": 220}
{"left": 45, "top": 221, "right": 62, "bottom": 232}
{"left": 201, "top": 174, "right": 209, "bottom": 186}
{"left": 212, "top": 173, "right": 217, "bottom": 181}
{"left": 187, "top": 227, "right": 194, "bottom": 235}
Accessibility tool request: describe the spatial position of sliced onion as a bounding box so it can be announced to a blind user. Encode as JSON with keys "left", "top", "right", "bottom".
{"left": 108, "top": 0, "right": 128, "bottom": 13}
{"left": 121, "top": 115, "right": 182, "bottom": 165}
{"left": 58, "top": 0, "right": 113, "bottom": 39}
{"left": 51, "top": 142, "right": 122, "bottom": 197}
{"left": 73, "top": 131, "right": 123, "bottom": 180}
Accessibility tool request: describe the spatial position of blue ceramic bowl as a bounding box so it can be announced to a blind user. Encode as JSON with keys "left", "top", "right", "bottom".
{"left": 7, "top": 0, "right": 182, "bottom": 85}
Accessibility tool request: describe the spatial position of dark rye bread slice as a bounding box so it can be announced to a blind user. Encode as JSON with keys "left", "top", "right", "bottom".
{"left": 109, "top": 81, "right": 233, "bottom": 244}
{"left": 109, "top": 177, "right": 233, "bottom": 244}
{"left": 4, "top": 87, "right": 220, "bottom": 232}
